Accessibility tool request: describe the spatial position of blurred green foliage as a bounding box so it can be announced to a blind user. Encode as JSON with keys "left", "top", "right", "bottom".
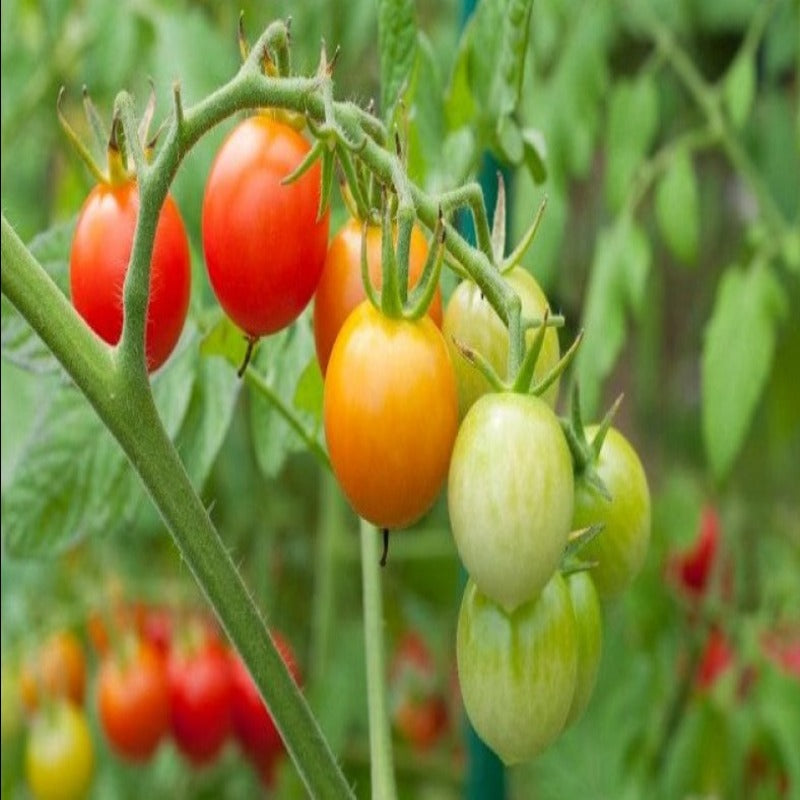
{"left": 2, "top": 0, "right": 799, "bottom": 798}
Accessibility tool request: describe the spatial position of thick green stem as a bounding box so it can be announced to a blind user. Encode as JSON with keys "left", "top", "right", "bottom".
{"left": 360, "top": 519, "right": 398, "bottom": 800}
{"left": 1, "top": 215, "right": 352, "bottom": 800}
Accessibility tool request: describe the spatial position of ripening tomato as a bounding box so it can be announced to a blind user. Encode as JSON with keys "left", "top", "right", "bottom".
{"left": 443, "top": 267, "right": 560, "bottom": 417}
{"left": 448, "top": 392, "right": 574, "bottom": 612}
{"left": 168, "top": 639, "right": 232, "bottom": 765}
{"left": 230, "top": 632, "right": 300, "bottom": 775}
{"left": 564, "top": 571, "right": 602, "bottom": 726}
{"left": 70, "top": 181, "right": 191, "bottom": 372}
{"left": 20, "top": 632, "right": 86, "bottom": 713}
{"left": 202, "top": 114, "right": 329, "bottom": 338}
{"left": 97, "top": 639, "right": 170, "bottom": 762}
{"left": 573, "top": 426, "right": 651, "bottom": 598}
{"left": 457, "top": 574, "right": 578, "bottom": 765}
{"left": 25, "top": 701, "right": 94, "bottom": 800}
{"left": 324, "top": 301, "right": 458, "bottom": 530}
{"left": 313, "top": 219, "right": 443, "bottom": 374}
{"left": 669, "top": 505, "right": 720, "bottom": 597}
{"left": 390, "top": 632, "right": 448, "bottom": 750}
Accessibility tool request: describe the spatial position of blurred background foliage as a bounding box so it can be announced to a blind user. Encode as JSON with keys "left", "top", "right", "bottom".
{"left": 1, "top": 0, "right": 798, "bottom": 798}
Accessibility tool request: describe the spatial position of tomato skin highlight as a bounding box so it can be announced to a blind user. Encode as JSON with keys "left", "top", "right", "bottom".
{"left": 202, "top": 114, "right": 329, "bottom": 338}
{"left": 448, "top": 392, "right": 574, "bottom": 612}
{"left": 69, "top": 181, "right": 191, "bottom": 372}
{"left": 97, "top": 640, "right": 170, "bottom": 762}
{"left": 168, "top": 640, "right": 232, "bottom": 765}
{"left": 324, "top": 301, "right": 458, "bottom": 530}
{"left": 313, "top": 219, "right": 442, "bottom": 374}
{"left": 457, "top": 574, "right": 578, "bottom": 765}
{"left": 564, "top": 571, "right": 602, "bottom": 726}
{"left": 25, "top": 701, "right": 94, "bottom": 800}
{"left": 573, "top": 426, "right": 651, "bottom": 598}
{"left": 443, "top": 267, "right": 560, "bottom": 417}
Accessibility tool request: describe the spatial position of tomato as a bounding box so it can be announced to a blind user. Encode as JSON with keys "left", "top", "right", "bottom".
{"left": 70, "top": 181, "right": 191, "bottom": 372}
{"left": 573, "top": 426, "right": 651, "bottom": 598}
{"left": 760, "top": 626, "right": 800, "bottom": 681}
{"left": 230, "top": 632, "right": 300, "bottom": 775}
{"left": 313, "top": 219, "right": 443, "bottom": 374}
{"left": 324, "top": 301, "right": 458, "bottom": 530}
{"left": 448, "top": 392, "right": 574, "bottom": 612}
{"left": 443, "top": 267, "right": 560, "bottom": 417}
{"left": 390, "top": 632, "right": 448, "bottom": 750}
{"left": 202, "top": 114, "right": 329, "bottom": 338}
{"left": 696, "top": 627, "right": 735, "bottom": 690}
{"left": 168, "top": 639, "right": 232, "bottom": 765}
{"left": 457, "top": 574, "right": 578, "bottom": 764}
{"left": 669, "top": 505, "right": 720, "bottom": 597}
{"left": 20, "top": 631, "right": 86, "bottom": 713}
{"left": 25, "top": 701, "right": 94, "bottom": 800}
{"left": 97, "top": 639, "right": 170, "bottom": 761}
{"left": 564, "top": 571, "right": 602, "bottom": 726}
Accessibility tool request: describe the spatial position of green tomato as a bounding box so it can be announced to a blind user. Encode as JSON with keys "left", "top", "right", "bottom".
{"left": 564, "top": 570, "right": 602, "bottom": 726}
{"left": 443, "top": 267, "right": 561, "bottom": 417}
{"left": 457, "top": 573, "right": 578, "bottom": 765}
{"left": 448, "top": 392, "right": 574, "bottom": 611}
{"left": 574, "top": 426, "right": 651, "bottom": 598}
{"left": 25, "top": 701, "right": 94, "bottom": 800}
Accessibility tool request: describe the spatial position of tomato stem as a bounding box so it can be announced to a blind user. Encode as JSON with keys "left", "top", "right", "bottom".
{"left": 360, "top": 518, "right": 398, "bottom": 799}
{"left": 236, "top": 336, "right": 257, "bottom": 378}
{"left": 380, "top": 529, "right": 390, "bottom": 567}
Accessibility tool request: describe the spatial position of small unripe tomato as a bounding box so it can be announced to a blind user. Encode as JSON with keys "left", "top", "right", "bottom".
{"left": 457, "top": 574, "right": 578, "bottom": 765}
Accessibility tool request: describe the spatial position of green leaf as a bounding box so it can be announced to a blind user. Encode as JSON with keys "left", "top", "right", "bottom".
{"left": 576, "top": 216, "right": 652, "bottom": 416}
{"left": 655, "top": 149, "right": 700, "bottom": 266}
{"left": 605, "top": 76, "right": 659, "bottom": 211}
{"left": 175, "top": 355, "right": 240, "bottom": 489}
{"left": 702, "top": 263, "right": 787, "bottom": 481}
{"left": 405, "top": 33, "right": 445, "bottom": 185}
{"left": 294, "top": 357, "right": 324, "bottom": 427}
{"left": 521, "top": 127, "right": 548, "bottom": 184}
{"left": 493, "top": 114, "right": 524, "bottom": 165}
{"left": 378, "top": 0, "right": 417, "bottom": 123}
{"left": 1, "top": 219, "right": 75, "bottom": 374}
{"left": 722, "top": 51, "right": 756, "bottom": 129}
{"left": 444, "top": 38, "right": 476, "bottom": 131}
{"left": 199, "top": 313, "right": 249, "bottom": 366}
{"left": 249, "top": 317, "right": 321, "bottom": 478}
{"left": 492, "top": 0, "right": 535, "bottom": 118}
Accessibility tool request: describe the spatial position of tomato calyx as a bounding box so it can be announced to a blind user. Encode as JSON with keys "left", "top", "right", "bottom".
{"left": 451, "top": 305, "right": 576, "bottom": 397}
{"left": 560, "top": 384, "right": 622, "bottom": 499}
{"left": 361, "top": 200, "right": 446, "bottom": 323}
{"left": 560, "top": 523, "right": 605, "bottom": 576}
{"left": 58, "top": 85, "right": 160, "bottom": 188}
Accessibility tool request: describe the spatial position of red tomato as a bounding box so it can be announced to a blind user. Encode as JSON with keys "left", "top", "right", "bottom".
{"left": 390, "top": 632, "right": 448, "bottom": 750}
{"left": 324, "top": 301, "right": 458, "bottom": 530}
{"left": 761, "top": 626, "right": 800, "bottom": 681}
{"left": 20, "top": 632, "right": 86, "bottom": 713}
{"left": 70, "top": 181, "right": 191, "bottom": 372}
{"left": 97, "top": 639, "right": 170, "bottom": 761}
{"left": 670, "top": 506, "right": 720, "bottom": 596}
{"left": 168, "top": 639, "right": 232, "bottom": 765}
{"left": 230, "top": 632, "right": 300, "bottom": 774}
{"left": 696, "top": 628, "right": 735, "bottom": 690}
{"left": 202, "top": 114, "right": 329, "bottom": 338}
{"left": 313, "top": 219, "right": 443, "bottom": 373}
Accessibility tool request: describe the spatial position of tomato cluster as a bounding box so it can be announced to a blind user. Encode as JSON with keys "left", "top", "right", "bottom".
{"left": 13, "top": 609, "right": 299, "bottom": 800}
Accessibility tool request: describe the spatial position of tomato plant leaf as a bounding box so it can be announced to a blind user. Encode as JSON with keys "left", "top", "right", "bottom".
{"left": 576, "top": 216, "right": 652, "bottom": 416}
{"left": 174, "top": 353, "right": 239, "bottom": 490}
{"left": 722, "top": 51, "right": 755, "bottom": 130}
{"left": 378, "top": 0, "right": 417, "bottom": 123}
{"left": 521, "top": 127, "right": 548, "bottom": 184}
{"left": 702, "top": 263, "right": 787, "bottom": 481}
{"left": 405, "top": 33, "right": 446, "bottom": 186}
{"left": 294, "top": 357, "right": 324, "bottom": 427}
{"left": 1, "top": 219, "right": 74, "bottom": 374}
{"left": 605, "top": 75, "right": 659, "bottom": 211}
{"left": 492, "top": 0, "right": 535, "bottom": 118}
{"left": 249, "top": 316, "right": 323, "bottom": 478}
{"left": 655, "top": 149, "right": 700, "bottom": 266}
